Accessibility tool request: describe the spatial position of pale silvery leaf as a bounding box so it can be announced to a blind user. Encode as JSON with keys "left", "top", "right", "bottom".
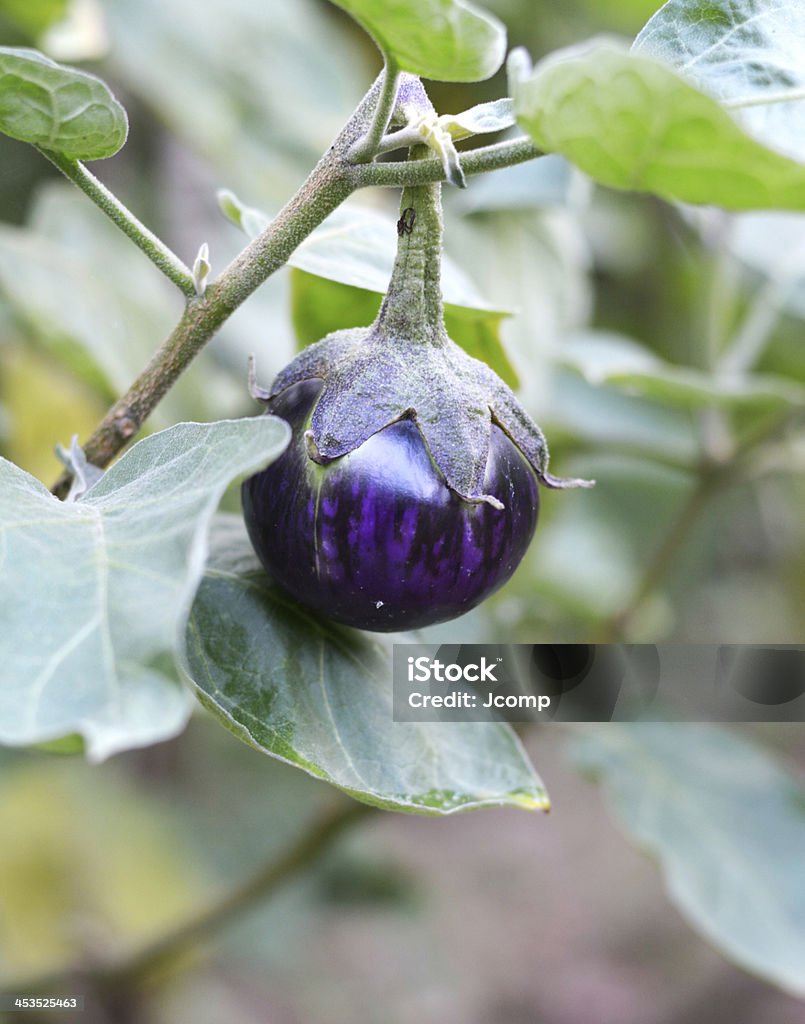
{"left": 0, "top": 417, "right": 289, "bottom": 761}
{"left": 634, "top": 0, "right": 805, "bottom": 162}
{"left": 573, "top": 723, "right": 805, "bottom": 997}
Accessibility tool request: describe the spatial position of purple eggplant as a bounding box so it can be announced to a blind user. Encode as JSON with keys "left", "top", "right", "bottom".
{"left": 242, "top": 379, "right": 540, "bottom": 631}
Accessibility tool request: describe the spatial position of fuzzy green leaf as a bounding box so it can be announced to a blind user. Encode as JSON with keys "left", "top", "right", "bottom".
{"left": 184, "top": 516, "right": 548, "bottom": 816}
{"left": 327, "top": 0, "right": 505, "bottom": 82}
{"left": 0, "top": 418, "right": 290, "bottom": 761}
{"left": 634, "top": 0, "right": 805, "bottom": 161}
{"left": 511, "top": 39, "right": 805, "bottom": 211}
{"left": 0, "top": 46, "right": 127, "bottom": 158}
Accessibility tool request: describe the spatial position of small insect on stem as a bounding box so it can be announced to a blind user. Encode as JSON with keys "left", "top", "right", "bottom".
{"left": 397, "top": 207, "right": 416, "bottom": 236}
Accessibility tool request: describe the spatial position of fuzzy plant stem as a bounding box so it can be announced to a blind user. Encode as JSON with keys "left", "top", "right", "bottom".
{"left": 349, "top": 61, "right": 401, "bottom": 162}
{"left": 38, "top": 149, "right": 197, "bottom": 297}
{"left": 375, "top": 148, "right": 445, "bottom": 341}
{"left": 356, "top": 136, "right": 542, "bottom": 187}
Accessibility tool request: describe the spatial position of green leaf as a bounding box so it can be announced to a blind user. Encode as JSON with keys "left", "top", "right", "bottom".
{"left": 0, "top": 46, "right": 126, "bottom": 159}
{"left": 572, "top": 724, "right": 805, "bottom": 997}
{"left": 0, "top": 417, "right": 290, "bottom": 761}
{"left": 327, "top": 0, "right": 505, "bottom": 82}
{"left": 183, "top": 516, "right": 548, "bottom": 815}
{"left": 511, "top": 39, "right": 805, "bottom": 211}
{"left": 559, "top": 330, "right": 805, "bottom": 412}
{"left": 291, "top": 270, "right": 519, "bottom": 389}
{"left": 634, "top": 0, "right": 805, "bottom": 161}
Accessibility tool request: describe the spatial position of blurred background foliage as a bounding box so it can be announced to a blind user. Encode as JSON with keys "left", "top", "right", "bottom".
{"left": 0, "top": 0, "right": 804, "bottom": 1021}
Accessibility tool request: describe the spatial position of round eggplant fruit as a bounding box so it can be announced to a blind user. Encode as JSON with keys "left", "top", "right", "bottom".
{"left": 242, "top": 379, "right": 540, "bottom": 631}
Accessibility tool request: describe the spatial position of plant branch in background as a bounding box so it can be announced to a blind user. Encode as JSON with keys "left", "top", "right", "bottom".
{"left": 0, "top": 800, "right": 372, "bottom": 998}
{"left": 110, "top": 800, "right": 372, "bottom": 988}
{"left": 596, "top": 405, "right": 800, "bottom": 643}
{"left": 595, "top": 469, "right": 723, "bottom": 643}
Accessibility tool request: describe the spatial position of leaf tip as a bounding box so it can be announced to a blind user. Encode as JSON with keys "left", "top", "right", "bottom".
{"left": 510, "top": 788, "right": 551, "bottom": 812}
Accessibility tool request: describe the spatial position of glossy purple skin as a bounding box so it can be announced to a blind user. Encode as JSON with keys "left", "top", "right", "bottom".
{"left": 242, "top": 380, "right": 539, "bottom": 631}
